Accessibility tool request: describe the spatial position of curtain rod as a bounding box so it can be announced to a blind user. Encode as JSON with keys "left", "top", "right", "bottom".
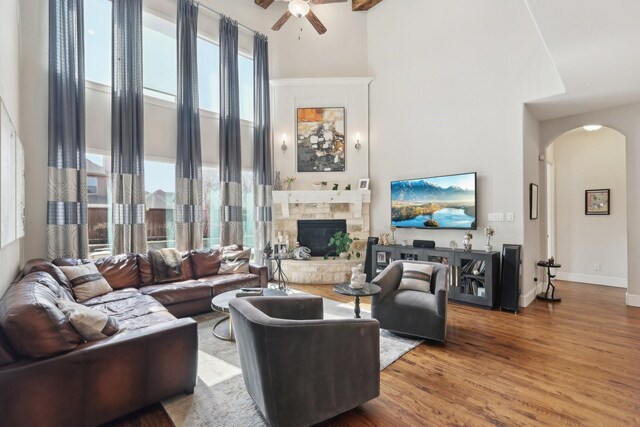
{"left": 197, "top": 3, "right": 261, "bottom": 36}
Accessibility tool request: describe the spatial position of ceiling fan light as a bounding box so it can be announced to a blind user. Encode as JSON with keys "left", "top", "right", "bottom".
{"left": 288, "top": 0, "right": 310, "bottom": 18}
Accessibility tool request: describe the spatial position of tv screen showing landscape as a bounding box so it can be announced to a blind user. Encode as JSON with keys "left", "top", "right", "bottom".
{"left": 391, "top": 172, "right": 477, "bottom": 230}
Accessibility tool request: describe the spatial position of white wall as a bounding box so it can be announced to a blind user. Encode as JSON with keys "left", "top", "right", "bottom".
{"left": 540, "top": 102, "right": 640, "bottom": 306}
{"left": 271, "top": 78, "right": 371, "bottom": 189}
{"left": 366, "top": 1, "right": 562, "bottom": 305}
{"left": 0, "top": 0, "right": 23, "bottom": 296}
{"left": 548, "top": 127, "right": 627, "bottom": 287}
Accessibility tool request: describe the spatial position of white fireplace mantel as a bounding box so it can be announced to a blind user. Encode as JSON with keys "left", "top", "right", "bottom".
{"left": 272, "top": 190, "right": 371, "bottom": 218}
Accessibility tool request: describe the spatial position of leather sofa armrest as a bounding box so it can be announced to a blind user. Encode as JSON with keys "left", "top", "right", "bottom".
{"left": 249, "top": 263, "right": 268, "bottom": 287}
{"left": 371, "top": 260, "right": 403, "bottom": 303}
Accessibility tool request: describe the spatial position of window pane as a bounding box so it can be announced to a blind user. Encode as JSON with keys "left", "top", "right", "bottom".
{"left": 143, "top": 13, "right": 177, "bottom": 98}
{"left": 86, "top": 153, "right": 111, "bottom": 254}
{"left": 145, "top": 160, "right": 176, "bottom": 249}
{"left": 84, "top": 0, "right": 112, "bottom": 86}
{"left": 239, "top": 55, "right": 254, "bottom": 121}
{"left": 242, "top": 170, "right": 255, "bottom": 248}
{"left": 198, "top": 38, "right": 220, "bottom": 112}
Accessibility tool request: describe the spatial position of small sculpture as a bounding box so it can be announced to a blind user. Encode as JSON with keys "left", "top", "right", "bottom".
{"left": 449, "top": 240, "right": 458, "bottom": 250}
{"left": 332, "top": 183, "right": 339, "bottom": 190}
{"left": 379, "top": 232, "right": 390, "bottom": 246}
{"left": 274, "top": 171, "right": 282, "bottom": 191}
{"left": 350, "top": 264, "right": 366, "bottom": 289}
{"left": 463, "top": 230, "right": 473, "bottom": 252}
{"left": 293, "top": 246, "right": 311, "bottom": 260}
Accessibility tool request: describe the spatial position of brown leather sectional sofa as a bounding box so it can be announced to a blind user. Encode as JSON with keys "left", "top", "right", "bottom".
{"left": 0, "top": 248, "right": 268, "bottom": 427}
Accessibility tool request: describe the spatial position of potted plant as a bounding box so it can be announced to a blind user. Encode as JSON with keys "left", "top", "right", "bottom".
{"left": 484, "top": 226, "right": 495, "bottom": 252}
{"left": 284, "top": 176, "right": 296, "bottom": 191}
{"left": 327, "top": 231, "right": 353, "bottom": 259}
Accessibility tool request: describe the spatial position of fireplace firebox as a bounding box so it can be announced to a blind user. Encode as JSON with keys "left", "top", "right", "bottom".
{"left": 297, "top": 220, "right": 347, "bottom": 257}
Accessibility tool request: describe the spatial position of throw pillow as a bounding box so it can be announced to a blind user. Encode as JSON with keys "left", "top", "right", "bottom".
{"left": 398, "top": 262, "right": 434, "bottom": 293}
{"left": 56, "top": 299, "right": 120, "bottom": 341}
{"left": 219, "top": 248, "right": 251, "bottom": 275}
{"left": 148, "top": 248, "right": 184, "bottom": 284}
{"left": 191, "top": 249, "right": 223, "bottom": 278}
{"left": 58, "top": 263, "right": 113, "bottom": 302}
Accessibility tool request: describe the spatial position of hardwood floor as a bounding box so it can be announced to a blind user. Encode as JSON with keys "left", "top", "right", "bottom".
{"left": 110, "top": 280, "right": 640, "bottom": 426}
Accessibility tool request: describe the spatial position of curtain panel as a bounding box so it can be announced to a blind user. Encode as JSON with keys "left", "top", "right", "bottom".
{"left": 219, "top": 16, "right": 243, "bottom": 246}
{"left": 111, "top": 0, "right": 147, "bottom": 255}
{"left": 252, "top": 34, "right": 273, "bottom": 260}
{"left": 47, "top": 0, "right": 89, "bottom": 259}
{"left": 175, "top": 0, "right": 204, "bottom": 251}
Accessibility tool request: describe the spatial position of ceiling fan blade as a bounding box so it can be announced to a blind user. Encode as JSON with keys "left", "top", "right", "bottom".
{"left": 306, "top": 9, "right": 327, "bottom": 35}
{"left": 272, "top": 11, "right": 292, "bottom": 31}
{"left": 255, "top": 0, "right": 275, "bottom": 9}
{"left": 311, "top": 0, "right": 347, "bottom": 4}
{"left": 352, "top": 0, "right": 384, "bottom": 11}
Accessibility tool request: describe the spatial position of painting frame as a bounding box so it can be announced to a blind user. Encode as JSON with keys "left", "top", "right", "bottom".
{"left": 296, "top": 107, "right": 346, "bottom": 173}
{"left": 529, "top": 183, "right": 538, "bottom": 220}
{"left": 358, "top": 178, "right": 370, "bottom": 190}
{"left": 585, "top": 189, "right": 610, "bottom": 215}
{"left": 376, "top": 251, "right": 387, "bottom": 264}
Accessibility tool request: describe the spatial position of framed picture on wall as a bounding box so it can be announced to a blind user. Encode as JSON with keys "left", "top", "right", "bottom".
{"left": 529, "top": 183, "right": 538, "bottom": 220}
{"left": 296, "top": 107, "right": 346, "bottom": 172}
{"left": 585, "top": 189, "right": 610, "bottom": 215}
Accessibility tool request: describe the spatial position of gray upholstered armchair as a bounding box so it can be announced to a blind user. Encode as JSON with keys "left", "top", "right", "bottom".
{"left": 371, "top": 260, "right": 448, "bottom": 342}
{"left": 229, "top": 296, "right": 380, "bottom": 427}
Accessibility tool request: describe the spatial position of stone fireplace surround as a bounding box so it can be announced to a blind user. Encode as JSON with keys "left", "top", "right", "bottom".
{"left": 272, "top": 190, "right": 371, "bottom": 284}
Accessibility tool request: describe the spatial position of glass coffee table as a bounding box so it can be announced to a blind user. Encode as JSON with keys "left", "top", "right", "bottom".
{"left": 211, "top": 288, "right": 287, "bottom": 341}
{"left": 333, "top": 282, "right": 382, "bottom": 318}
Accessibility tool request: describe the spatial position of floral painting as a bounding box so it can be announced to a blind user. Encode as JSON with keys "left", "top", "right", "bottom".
{"left": 296, "top": 107, "right": 345, "bottom": 172}
{"left": 585, "top": 189, "right": 610, "bottom": 215}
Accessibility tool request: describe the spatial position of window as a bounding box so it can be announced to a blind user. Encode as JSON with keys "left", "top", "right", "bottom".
{"left": 84, "top": 2, "right": 254, "bottom": 120}
{"left": 86, "top": 153, "right": 110, "bottom": 254}
{"left": 87, "top": 177, "right": 98, "bottom": 194}
{"left": 144, "top": 159, "right": 176, "bottom": 249}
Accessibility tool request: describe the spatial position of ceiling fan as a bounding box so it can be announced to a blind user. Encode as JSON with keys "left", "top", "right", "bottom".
{"left": 255, "top": 0, "right": 348, "bottom": 35}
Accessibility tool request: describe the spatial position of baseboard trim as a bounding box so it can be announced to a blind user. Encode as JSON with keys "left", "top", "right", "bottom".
{"left": 555, "top": 272, "right": 627, "bottom": 288}
{"left": 626, "top": 293, "right": 640, "bottom": 307}
{"left": 519, "top": 284, "right": 538, "bottom": 308}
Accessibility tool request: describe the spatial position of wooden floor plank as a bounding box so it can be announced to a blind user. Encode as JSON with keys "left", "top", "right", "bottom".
{"left": 109, "top": 280, "right": 640, "bottom": 427}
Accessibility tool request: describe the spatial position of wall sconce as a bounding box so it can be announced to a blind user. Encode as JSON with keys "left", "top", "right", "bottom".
{"left": 355, "top": 132, "right": 362, "bottom": 151}
{"left": 281, "top": 133, "right": 288, "bottom": 153}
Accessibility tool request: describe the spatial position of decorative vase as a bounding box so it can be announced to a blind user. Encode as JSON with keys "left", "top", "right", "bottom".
{"left": 485, "top": 245, "right": 492, "bottom": 252}
{"left": 286, "top": 182, "right": 292, "bottom": 191}
{"left": 339, "top": 252, "right": 349, "bottom": 259}
{"left": 274, "top": 171, "right": 282, "bottom": 191}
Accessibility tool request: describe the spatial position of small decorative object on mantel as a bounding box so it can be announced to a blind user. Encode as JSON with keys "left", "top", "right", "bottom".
{"left": 349, "top": 264, "right": 366, "bottom": 289}
{"left": 463, "top": 230, "right": 473, "bottom": 252}
{"left": 449, "top": 240, "right": 458, "bottom": 250}
{"left": 345, "top": 184, "right": 351, "bottom": 190}
{"left": 284, "top": 176, "right": 296, "bottom": 191}
{"left": 358, "top": 178, "right": 370, "bottom": 190}
{"left": 312, "top": 182, "right": 322, "bottom": 190}
{"left": 332, "top": 183, "right": 339, "bottom": 190}
{"left": 484, "top": 226, "right": 495, "bottom": 252}
{"left": 293, "top": 245, "right": 311, "bottom": 260}
{"left": 321, "top": 181, "right": 328, "bottom": 189}
{"left": 274, "top": 171, "right": 282, "bottom": 191}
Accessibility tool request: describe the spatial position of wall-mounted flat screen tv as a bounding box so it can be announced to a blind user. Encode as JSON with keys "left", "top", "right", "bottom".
{"left": 391, "top": 172, "right": 477, "bottom": 230}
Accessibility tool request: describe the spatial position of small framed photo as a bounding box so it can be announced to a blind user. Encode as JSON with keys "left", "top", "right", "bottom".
{"left": 585, "top": 189, "right": 610, "bottom": 215}
{"left": 376, "top": 251, "right": 387, "bottom": 264}
{"left": 358, "top": 178, "right": 370, "bottom": 190}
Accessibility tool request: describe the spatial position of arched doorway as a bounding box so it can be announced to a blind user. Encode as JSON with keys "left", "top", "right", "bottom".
{"left": 545, "top": 126, "right": 627, "bottom": 288}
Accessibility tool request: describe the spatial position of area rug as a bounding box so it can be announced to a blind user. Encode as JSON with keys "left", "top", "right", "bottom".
{"left": 162, "top": 295, "right": 423, "bottom": 427}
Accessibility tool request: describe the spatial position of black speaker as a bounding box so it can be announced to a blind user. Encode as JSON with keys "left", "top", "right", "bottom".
{"left": 364, "top": 237, "right": 379, "bottom": 282}
{"left": 412, "top": 239, "right": 435, "bottom": 249}
{"left": 500, "top": 244, "right": 521, "bottom": 312}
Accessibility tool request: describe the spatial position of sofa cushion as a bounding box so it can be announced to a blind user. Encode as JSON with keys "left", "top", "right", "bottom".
{"left": 94, "top": 254, "right": 140, "bottom": 289}
{"left": 59, "top": 264, "right": 113, "bottom": 302}
{"left": 219, "top": 248, "right": 251, "bottom": 275}
{"left": 137, "top": 253, "right": 154, "bottom": 285}
{"left": 200, "top": 273, "right": 262, "bottom": 294}
{"left": 398, "top": 262, "right": 433, "bottom": 293}
{"left": 0, "top": 272, "right": 83, "bottom": 358}
{"left": 140, "top": 280, "right": 213, "bottom": 306}
{"left": 21, "top": 259, "right": 74, "bottom": 294}
{"left": 57, "top": 299, "right": 120, "bottom": 341}
{"left": 85, "top": 291, "right": 172, "bottom": 323}
{"left": 190, "top": 249, "right": 223, "bottom": 278}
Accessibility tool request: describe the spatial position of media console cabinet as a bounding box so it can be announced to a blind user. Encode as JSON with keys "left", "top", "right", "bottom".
{"left": 372, "top": 244, "right": 501, "bottom": 309}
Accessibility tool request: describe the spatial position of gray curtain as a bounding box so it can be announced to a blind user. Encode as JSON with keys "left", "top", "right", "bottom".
{"left": 111, "top": 0, "right": 147, "bottom": 255}
{"left": 253, "top": 34, "right": 272, "bottom": 260}
{"left": 175, "top": 0, "right": 203, "bottom": 251}
{"left": 219, "top": 16, "right": 243, "bottom": 246}
{"left": 47, "top": 0, "right": 89, "bottom": 259}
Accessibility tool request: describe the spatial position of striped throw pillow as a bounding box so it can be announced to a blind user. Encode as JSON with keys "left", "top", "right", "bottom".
{"left": 398, "top": 263, "right": 434, "bottom": 293}
{"left": 57, "top": 299, "right": 120, "bottom": 341}
{"left": 59, "top": 263, "right": 113, "bottom": 302}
